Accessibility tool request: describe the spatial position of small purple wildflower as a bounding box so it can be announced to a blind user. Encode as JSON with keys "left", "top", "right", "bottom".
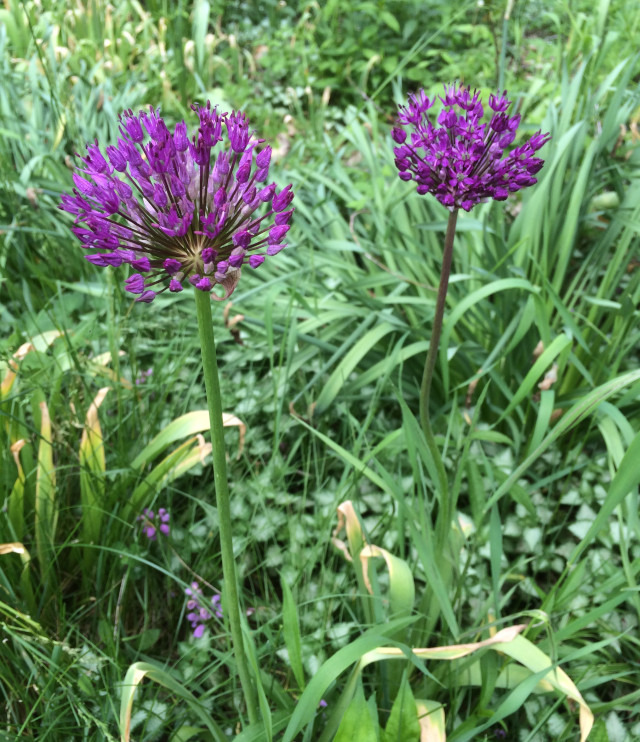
{"left": 185, "top": 581, "right": 223, "bottom": 639}
{"left": 60, "top": 103, "right": 294, "bottom": 302}
{"left": 138, "top": 507, "right": 170, "bottom": 540}
{"left": 135, "top": 368, "right": 153, "bottom": 385}
{"left": 392, "top": 83, "right": 550, "bottom": 212}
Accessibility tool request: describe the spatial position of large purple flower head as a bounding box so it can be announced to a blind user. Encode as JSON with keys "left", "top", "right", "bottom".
{"left": 60, "top": 103, "right": 294, "bottom": 302}
{"left": 391, "top": 84, "right": 550, "bottom": 212}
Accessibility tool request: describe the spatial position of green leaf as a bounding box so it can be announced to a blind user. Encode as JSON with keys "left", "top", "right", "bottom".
{"left": 360, "top": 545, "right": 415, "bottom": 618}
{"left": 125, "top": 437, "right": 210, "bottom": 518}
{"left": 131, "top": 628, "right": 161, "bottom": 652}
{"left": 382, "top": 672, "right": 420, "bottom": 742}
{"left": 380, "top": 10, "right": 400, "bottom": 32}
{"left": 333, "top": 682, "right": 378, "bottom": 742}
{"left": 130, "top": 411, "right": 212, "bottom": 469}
{"left": 588, "top": 719, "right": 611, "bottom": 742}
{"left": 280, "top": 575, "right": 306, "bottom": 690}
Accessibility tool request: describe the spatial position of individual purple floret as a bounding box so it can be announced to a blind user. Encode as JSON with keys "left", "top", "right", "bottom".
{"left": 392, "top": 84, "right": 550, "bottom": 211}
{"left": 138, "top": 507, "right": 170, "bottom": 541}
{"left": 185, "top": 581, "right": 223, "bottom": 639}
{"left": 60, "top": 103, "right": 294, "bottom": 302}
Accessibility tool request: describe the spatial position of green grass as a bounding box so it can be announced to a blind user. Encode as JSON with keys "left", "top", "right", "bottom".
{"left": 2, "top": 0, "right": 640, "bottom": 740}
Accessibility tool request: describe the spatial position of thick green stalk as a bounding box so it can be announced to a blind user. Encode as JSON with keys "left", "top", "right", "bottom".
{"left": 419, "top": 209, "right": 458, "bottom": 542}
{"left": 194, "top": 288, "right": 259, "bottom": 727}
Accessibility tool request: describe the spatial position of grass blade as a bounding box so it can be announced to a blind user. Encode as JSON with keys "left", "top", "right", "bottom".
{"left": 34, "top": 400, "right": 56, "bottom": 584}
{"left": 79, "top": 387, "right": 109, "bottom": 570}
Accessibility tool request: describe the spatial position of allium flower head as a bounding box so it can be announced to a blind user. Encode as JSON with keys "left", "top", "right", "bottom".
{"left": 60, "top": 103, "right": 294, "bottom": 302}
{"left": 392, "top": 84, "right": 550, "bottom": 212}
{"left": 185, "top": 581, "right": 223, "bottom": 638}
{"left": 138, "top": 507, "right": 170, "bottom": 540}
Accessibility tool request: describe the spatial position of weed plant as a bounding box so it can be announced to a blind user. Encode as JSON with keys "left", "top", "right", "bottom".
{"left": 2, "top": 1, "right": 640, "bottom": 740}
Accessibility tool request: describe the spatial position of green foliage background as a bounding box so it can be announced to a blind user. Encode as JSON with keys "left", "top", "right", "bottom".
{"left": 1, "top": 0, "right": 640, "bottom": 740}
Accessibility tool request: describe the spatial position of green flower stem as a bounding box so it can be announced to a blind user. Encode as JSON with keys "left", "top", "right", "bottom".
{"left": 419, "top": 208, "right": 458, "bottom": 542}
{"left": 194, "top": 288, "right": 259, "bottom": 727}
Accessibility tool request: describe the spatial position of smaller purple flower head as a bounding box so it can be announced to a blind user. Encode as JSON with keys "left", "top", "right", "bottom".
{"left": 138, "top": 506, "right": 170, "bottom": 540}
{"left": 60, "top": 104, "right": 294, "bottom": 303}
{"left": 135, "top": 368, "right": 153, "bottom": 385}
{"left": 392, "top": 83, "right": 550, "bottom": 212}
{"left": 185, "top": 581, "right": 223, "bottom": 638}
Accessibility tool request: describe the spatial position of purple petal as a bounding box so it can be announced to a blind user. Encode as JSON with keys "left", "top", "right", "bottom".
{"left": 272, "top": 184, "right": 293, "bottom": 212}
{"left": 163, "top": 258, "right": 182, "bottom": 275}
{"left": 131, "top": 256, "right": 151, "bottom": 272}
{"left": 232, "top": 230, "right": 251, "bottom": 248}
{"left": 268, "top": 224, "right": 289, "bottom": 243}
{"left": 193, "top": 624, "right": 205, "bottom": 639}
{"left": 136, "top": 290, "right": 157, "bottom": 303}
{"left": 196, "top": 276, "right": 212, "bottom": 291}
{"left": 124, "top": 273, "right": 145, "bottom": 294}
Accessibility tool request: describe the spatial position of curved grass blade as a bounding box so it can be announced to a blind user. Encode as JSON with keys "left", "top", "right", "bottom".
{"left": 130, "top": 410, "right": 244, "bottom": 469}
{"left": 283, "top": 618, "right": 417, "bottom": 742}
{"left": 125, "top": 436, "right": 212, "bottom": 518}
{"left": 79, "top": 387, "right": 109, "bottom": 570}
{"left": 35, "top": 400, "right": 57, "bottom": 584}
{"left": 119, "top": 661, "right": 226, "bottom": 742}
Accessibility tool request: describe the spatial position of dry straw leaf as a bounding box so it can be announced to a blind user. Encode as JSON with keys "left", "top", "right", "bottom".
{"left": 416, "top": 699, "right": 446, "bottom": 742}
{"left": 538, "top": 363, "right": 559, "bottom": 391}
{"left": 0, "top": 542, "right": 27, "bottom": 556}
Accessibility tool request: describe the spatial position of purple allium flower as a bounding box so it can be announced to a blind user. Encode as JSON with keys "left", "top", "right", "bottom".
{"left": 138, "top": 507, "right": 170, "bottom": 540}
{"left": 60, "top": 103, "right": 294, "bottom": 302}
{"left": 392, "top": 84, "right": 550, "bottom": 212}
{"left": 185, "top": 581, "right": 223, "bottom": 639}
